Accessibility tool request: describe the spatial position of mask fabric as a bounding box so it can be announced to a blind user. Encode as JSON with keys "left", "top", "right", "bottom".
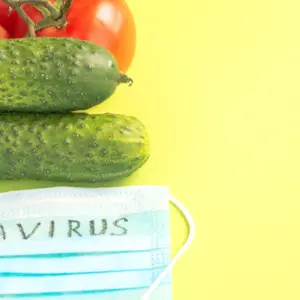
{"left": 0, "top": 186, "right": 195, "bottom": 300}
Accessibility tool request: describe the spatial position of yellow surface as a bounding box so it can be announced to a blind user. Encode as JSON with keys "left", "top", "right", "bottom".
{"left": 2, "top": 0, "right": 300, "bottom": 299}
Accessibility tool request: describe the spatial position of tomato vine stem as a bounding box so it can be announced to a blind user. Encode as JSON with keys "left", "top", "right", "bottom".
{"left": 19, "top": 0, "right": 60, "bottom": 19}
{"left": 3, "top": 0, "right": 71, "bottom": 37}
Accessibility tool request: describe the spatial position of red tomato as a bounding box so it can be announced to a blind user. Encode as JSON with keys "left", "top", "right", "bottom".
{"left": 0, "top": 0, "right": 13, "bottom": 33}
{"left": 11, "top": 0, "right": 136, "bottom": 72}
{"left": 0, "top": 24, "right": 9, "bottom": 38}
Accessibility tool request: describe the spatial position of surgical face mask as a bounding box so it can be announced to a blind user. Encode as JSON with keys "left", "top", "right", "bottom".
{"left": 0, "top": 186, "right": 195, "bottom": 300}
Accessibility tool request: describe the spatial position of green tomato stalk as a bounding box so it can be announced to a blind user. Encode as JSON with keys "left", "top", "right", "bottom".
{"left": 3, "top": 0, "right": 71, "bottom": 37}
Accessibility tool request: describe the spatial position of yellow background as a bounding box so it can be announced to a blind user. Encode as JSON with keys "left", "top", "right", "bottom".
{"left": 2, "top": 0, "right": 300, "bottom": 299}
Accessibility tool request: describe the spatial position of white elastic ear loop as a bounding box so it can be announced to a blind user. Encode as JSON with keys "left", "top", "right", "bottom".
{"left": 141, "top": 194, "right": 196, "bottom": 300}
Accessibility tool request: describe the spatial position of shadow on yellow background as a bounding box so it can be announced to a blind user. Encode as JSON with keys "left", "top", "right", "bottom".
{"left": 2, "top": 0, "right": 300, "bottom": 299}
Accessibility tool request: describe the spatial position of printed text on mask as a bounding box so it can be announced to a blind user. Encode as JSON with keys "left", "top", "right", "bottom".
{"left": 0, "top": 218, "right": 129, "bottom": 240}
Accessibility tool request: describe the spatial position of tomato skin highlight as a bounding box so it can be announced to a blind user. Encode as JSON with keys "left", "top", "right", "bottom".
{"left": 11, "top": 0, "right": 136, "bottom": 72}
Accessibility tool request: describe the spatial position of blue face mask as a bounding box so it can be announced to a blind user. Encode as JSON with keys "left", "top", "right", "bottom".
{"left": 0, "top": 186, "right": 195, "bottom": 300}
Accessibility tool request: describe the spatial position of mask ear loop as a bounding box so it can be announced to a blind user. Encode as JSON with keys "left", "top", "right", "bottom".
{"left": 141, "top": 194, "right": 196, "bottom": 300}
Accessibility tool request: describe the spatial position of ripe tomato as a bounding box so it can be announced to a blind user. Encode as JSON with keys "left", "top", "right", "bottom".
{"left": 0, "top": 24, "right": 9, "bottom": 38}
{"left": 0, "top": 0, "right": 13, "bottom": 33}
{"left": 11, "top": 0, "right": 136, "bottom": 72}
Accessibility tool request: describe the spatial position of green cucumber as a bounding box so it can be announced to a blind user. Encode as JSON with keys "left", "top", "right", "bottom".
{"left": 0, "top": 37, "right": 132, "bottom": 112}
{"left": 0, "top": 113, "right": 149, "bottom": 182}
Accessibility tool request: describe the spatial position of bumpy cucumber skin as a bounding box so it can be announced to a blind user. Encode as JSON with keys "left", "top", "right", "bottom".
{"left": 0, "top": 37, "right": 122, "bottom": 112}
{"left": 0, "top": 113, "right": 149, "bottom": 182}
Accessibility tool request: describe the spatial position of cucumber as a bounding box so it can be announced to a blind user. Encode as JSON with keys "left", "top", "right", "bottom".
{"left": 0, "top": 113, "right": 149, "bottom": 182}
{"left": 0, "top": 37, "right": 132, "bottom": 112}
